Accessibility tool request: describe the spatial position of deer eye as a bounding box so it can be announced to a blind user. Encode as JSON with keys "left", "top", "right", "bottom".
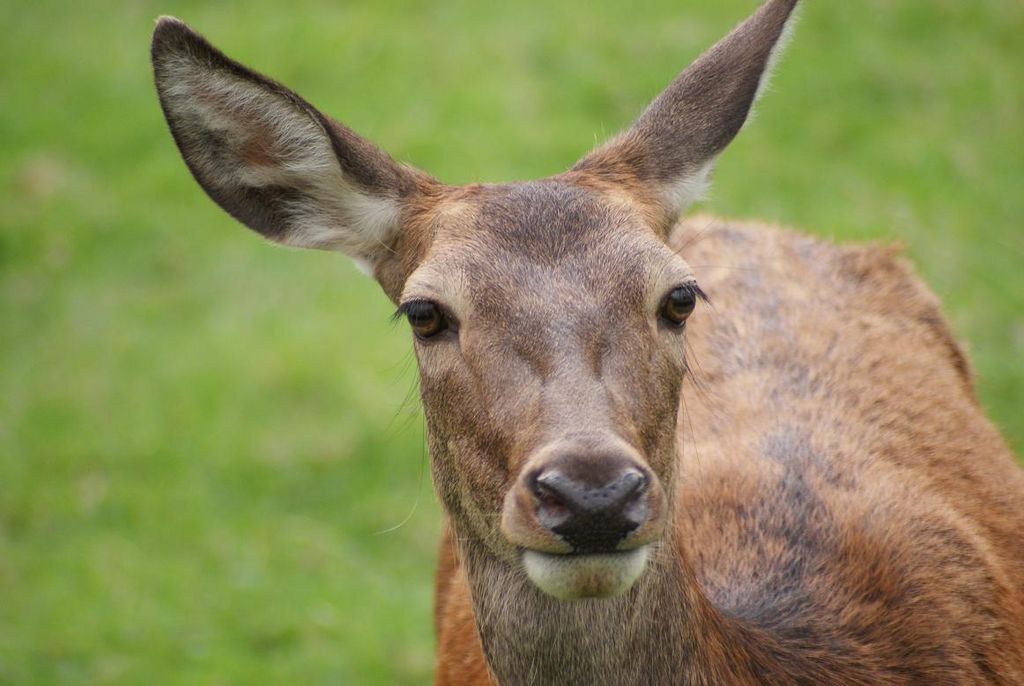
{"left": 659, "top": 285, "right": 699, "bottom": 327}
{"left": 403, "top": 300, "right": 450, "bottom": 339}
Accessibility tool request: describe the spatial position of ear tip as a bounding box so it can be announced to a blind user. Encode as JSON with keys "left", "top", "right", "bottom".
{"left": 152, "top": 15, "right": 188, "bottom": 42}
{"left": 151, "top": 16, "right": 204, "bottom": 61}
{"left": 154, "top": 14, "right": 186, "bottom": 28}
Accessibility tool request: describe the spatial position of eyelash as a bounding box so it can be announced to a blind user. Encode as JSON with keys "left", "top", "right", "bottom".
{"left": 682, "top": 282, "right": 710, "bottom": 307}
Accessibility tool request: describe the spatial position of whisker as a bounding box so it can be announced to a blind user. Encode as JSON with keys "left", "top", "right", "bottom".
{"left": 686, "top": 263, "right": 761, "bottom": 273}
{"left": 671, "top": 215, "right": 722, "bottom": 257}
{"left": 373, "top": 415, "right": 428, "bottom": 536}
{"left": 385, "top": 349, "right": 421, "bottom": 434}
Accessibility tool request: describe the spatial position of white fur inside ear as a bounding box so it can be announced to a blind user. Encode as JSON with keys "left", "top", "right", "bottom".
{"left": 351, "top": 256, "right": 375, "bottom": 277}
{"left": 661, "top": 161, "right": 713, "bottom": 216}
{"left": 159, "top": 52, "right": 401, "bottom": 260}
{"left": 280, "top": 185, "right": 401, "bottom": 256}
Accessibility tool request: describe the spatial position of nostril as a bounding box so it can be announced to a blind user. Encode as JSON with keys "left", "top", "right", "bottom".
{"left": 531, "top": 471, "right": 573, "bottom": 527}
{"left": 619, "top": 469, "right": 647, "bottom": 502}
{"left": 533, "top": 478, "right": 565, "bottom": 509}
{"left": 531, "top": 471, "right": 561, "bottom": 500}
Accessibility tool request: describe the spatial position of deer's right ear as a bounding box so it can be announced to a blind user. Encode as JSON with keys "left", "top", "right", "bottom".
{"left": 151, "top": 17, "right": 431, "bottom": 265}
{"left": 570, "top": 0, "right": 798, "bottom": 228}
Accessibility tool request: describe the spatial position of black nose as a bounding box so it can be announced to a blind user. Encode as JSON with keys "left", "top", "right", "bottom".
{"left": 530, "top": 464, "right": 649, "bottom": 554}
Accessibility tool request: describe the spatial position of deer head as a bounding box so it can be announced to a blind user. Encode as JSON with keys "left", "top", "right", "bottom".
{"left": 152, "top": 0, "right": 798, "bottom": 601}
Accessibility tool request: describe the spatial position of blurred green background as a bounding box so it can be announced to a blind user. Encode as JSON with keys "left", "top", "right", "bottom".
{"left": 1, "top": 0, "right": 1021, "bottom": 683}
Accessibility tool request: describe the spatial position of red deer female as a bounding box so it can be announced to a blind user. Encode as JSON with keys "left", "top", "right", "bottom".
{"left": 151, "top": 1, "right": 1024, "bottom": 683}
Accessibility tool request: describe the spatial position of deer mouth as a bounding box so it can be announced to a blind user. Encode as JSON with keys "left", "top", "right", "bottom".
{"left": 522, "top": 546, "right": 651, "bottom": 600}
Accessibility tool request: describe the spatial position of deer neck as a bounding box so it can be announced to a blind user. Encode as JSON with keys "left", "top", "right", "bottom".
{"left": 457, "top": 514, "right": 755, "bottom": 685}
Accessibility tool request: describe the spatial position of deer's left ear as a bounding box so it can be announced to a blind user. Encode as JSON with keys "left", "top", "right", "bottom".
{"left": 151, "top": 17, "right": 433, "bottom": 264}
{"left": 571, "top": 0, "right": 799, "bottom": 224}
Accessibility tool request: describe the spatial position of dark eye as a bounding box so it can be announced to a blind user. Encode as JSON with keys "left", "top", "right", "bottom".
{"left": 659, "top": 285, "right": 698, "bottom": 326}
{"left": 404, "top": 300, "right": 449, "bottom": 339}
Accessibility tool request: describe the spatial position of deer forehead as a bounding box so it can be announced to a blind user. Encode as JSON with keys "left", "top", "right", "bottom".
{"left": 402, "top": 180, "right": 695, "bottom": 319}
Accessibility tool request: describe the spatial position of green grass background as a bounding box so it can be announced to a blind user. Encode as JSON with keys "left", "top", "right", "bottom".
{"left": 1, "top": 0, "right": 1021, "bottom": 683}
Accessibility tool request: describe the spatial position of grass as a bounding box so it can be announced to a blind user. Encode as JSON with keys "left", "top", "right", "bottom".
{"left": 1, "top": 0, "right": 1021, "bottom": 683}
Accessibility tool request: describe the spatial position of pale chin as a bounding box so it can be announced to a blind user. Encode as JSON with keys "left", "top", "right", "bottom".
{"left": 522, "top": 546, "right": 651, "bottom": 600}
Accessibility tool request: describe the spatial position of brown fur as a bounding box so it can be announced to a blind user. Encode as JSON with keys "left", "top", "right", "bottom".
{"left": 150, "top": 1, "right": 1024, "bottom": 683}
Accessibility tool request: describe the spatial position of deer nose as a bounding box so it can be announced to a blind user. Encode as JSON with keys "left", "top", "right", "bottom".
{"left": 529, "top": 464, "right": 649, "bottom": 554}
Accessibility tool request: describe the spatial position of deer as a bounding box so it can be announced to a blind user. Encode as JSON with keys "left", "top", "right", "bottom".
{"left": 150, "top": 0, "right": 1024, "bottom": 683}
